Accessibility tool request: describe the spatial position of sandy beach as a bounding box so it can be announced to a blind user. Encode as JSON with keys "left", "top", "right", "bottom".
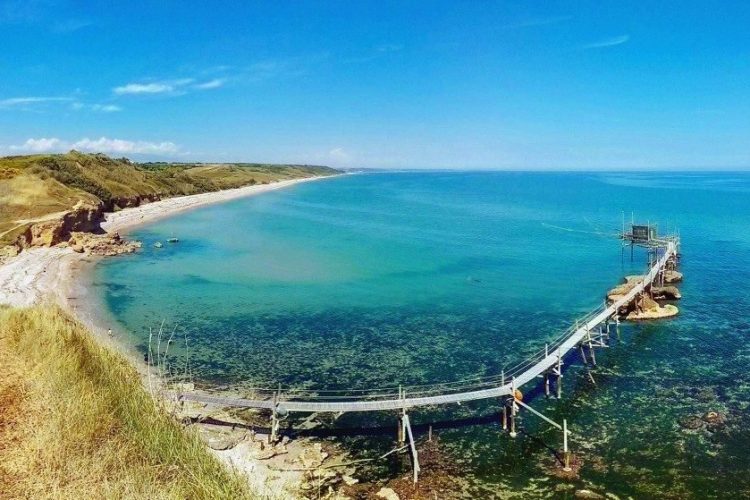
{"left": 0, "top": 175, "right": 328, "bottom": 309}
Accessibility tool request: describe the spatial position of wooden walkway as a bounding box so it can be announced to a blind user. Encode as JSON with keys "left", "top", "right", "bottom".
{"left": 179, "top": 238, "right": 679, "bottom": 415}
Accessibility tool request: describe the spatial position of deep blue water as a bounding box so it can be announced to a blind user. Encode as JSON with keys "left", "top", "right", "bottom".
{"left": 95, "top": 172, "right": 750, "bottom": 498}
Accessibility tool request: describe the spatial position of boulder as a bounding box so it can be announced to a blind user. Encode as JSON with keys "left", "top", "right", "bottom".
{"left": 652, "top": 286, "right": 682, "bottom": 300}
{"left": 703, "top": 411, "right": 726, "bottom": 427}
{"left": 625, "top": 293, "right": 679, "bottom": 320}
{"left": 679, "top": 415, "right": 703, "bottom": 430}
{"left": 664, "top": 270, "right": 683, "bottom": 283}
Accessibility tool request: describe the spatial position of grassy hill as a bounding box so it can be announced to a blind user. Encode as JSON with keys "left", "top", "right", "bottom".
{"left": 0, "top": 151, "right": 338, "bottom": 246}
{"left": 0, "top": 305, "right": 254, "bottom": 499}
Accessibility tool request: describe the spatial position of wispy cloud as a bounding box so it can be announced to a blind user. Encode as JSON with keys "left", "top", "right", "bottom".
{"left": 0, "top": 96, "right": 73, "bottom": 107}
{"left": 193, "top": 78, "right": 226, "bottom": 90}
{"left": 580, "top": 34, "right": 630, "bottom": 50}
{"left": 1, "top": 97, "right": 122, "bottom": 113}
{"left": 10, "top": 136, "right": 179, "bottom": 155}
{"left": 113, "top": 79, "right": 194, "bottom": 95}
{"left": 114, "top": 76, "right": 227, "bottom": 95}
{"left": 71, "top": 102, "right": 122, "bottom": 113}
{"left": 503, "top": 15, "right": 573, "bottom": 29}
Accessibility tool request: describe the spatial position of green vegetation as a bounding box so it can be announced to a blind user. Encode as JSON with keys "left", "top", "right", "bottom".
{"left": 0, "top": 305, "right": 254, "bottom": 499}
{"left": 0, "top": 150, "right": 338, "bottom": 245}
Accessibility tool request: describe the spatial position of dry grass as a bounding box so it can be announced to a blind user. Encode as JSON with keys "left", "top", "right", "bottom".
{"left": 0, "top": 305, "right": 253, "bottom": 499}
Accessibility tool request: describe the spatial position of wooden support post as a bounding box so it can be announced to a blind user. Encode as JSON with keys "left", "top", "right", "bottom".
{"left": 397, "top": 385, "right": 405, "bottom": 446}
{"left": 501, "top": 403, "right": 508, "bottom": 430}
{"left": 544, "top": 372, "right": 550, "bottom": 398}
{"left": 509, "top": 378, "right": 517, "bottom": 438}
{"left": 270, "top": 408, "right": 279, "bottom": 444}
{"left": 402, "top": 414, "right": 420, "bottom": 484}
{"left": 587, "top": 328, "right": 597, "bottom": 366}
{"left": 428, "top": 425, "right": 432, "bottom": 442}
{"left": 578, "top": 343, "right": 588, "bottom": 365}
{"left": 556, "top": 349, "right": 563, "bottom": 399}
{"left": 269, "top": 388, "right": 280, "bottom": 444}
{"left": 563, "top": 419, "right": 571, "bottom": 472}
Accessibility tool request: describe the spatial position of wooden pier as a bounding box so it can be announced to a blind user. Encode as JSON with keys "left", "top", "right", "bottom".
{"left": 178, "top": 225, "right": 680, "bottom": 481}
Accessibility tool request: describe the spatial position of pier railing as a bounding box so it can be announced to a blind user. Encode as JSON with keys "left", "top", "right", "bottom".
{"left": 179, "top": 238, "right": 678, "bottom": 413}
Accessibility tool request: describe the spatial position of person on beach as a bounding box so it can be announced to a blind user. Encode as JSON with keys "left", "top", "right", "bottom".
{"left": 108, "top": 328, "right": 113, "bottom": 337}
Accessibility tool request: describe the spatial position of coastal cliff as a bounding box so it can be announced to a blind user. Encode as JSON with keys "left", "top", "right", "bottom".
{"left": 0, "top": 151, "right": 339, "bottom": 257}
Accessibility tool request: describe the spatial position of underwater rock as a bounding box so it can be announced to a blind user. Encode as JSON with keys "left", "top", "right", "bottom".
{"left": 679, "top": 415, "right": 703, "bottom": 430}
{"left": 703, "top": 411, "right": 726, "bottom": 430}
{"left": 695, "top": 387, "right": 716, "bottom": 402}
{"left": 575, "top": 489, "right": 604, "bottom": 499}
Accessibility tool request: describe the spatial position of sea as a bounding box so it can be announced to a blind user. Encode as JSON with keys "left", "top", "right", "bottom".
{"left": 92, "top": 171, "right": 750, "bottom": 498}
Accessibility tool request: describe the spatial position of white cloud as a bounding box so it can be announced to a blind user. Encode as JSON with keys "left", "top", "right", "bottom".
{"left": 580, "top": 34, "right": 630, "bottom": 50}
{"left": 10, "top": 136, "right": 179, "bottom": 155}
{"left": 70, "top": 102, "right": 122, "bottom": 112}
{"left": 113, "top": 82, "right": 174, "bottom": 95}
{"left": 91, "top": 104, "right": 122, "bottom": 112}
{"left": 0, "top": 96, "right": 73, "bottom": 107}
{"left": 113, "top": 78, "right": 196, "bottom": 95}
{"left": 194, "top": 78, "right": 225, "bottom": 90}
{"left": 11, "top": 137, "right": 64, "bottom": 152}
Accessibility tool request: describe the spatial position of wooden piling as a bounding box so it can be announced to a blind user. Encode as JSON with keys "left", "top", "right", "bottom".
{"left": 509, "top": 378, "right": 517, "bottom": 438}
{"left": 556, "top": 349, "right": 563, "bottom": 399}
{"left": 563, "top": 419, "right": 571, "bottom": 471}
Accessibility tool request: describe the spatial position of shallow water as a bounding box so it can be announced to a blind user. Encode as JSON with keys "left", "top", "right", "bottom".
{"left": 96, "top": 171, "right": 750, "bottom": 498}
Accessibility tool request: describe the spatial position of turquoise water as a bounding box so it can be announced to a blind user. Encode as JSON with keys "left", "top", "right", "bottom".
{"left": 95, "top": 172, "right": 750, "bottom": 498}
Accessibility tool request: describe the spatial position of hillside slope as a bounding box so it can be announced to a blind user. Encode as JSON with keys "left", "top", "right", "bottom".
{"left": 0, "top": 305, "right": 255, "bottom": 499}
{"left": 0, "top": 151, "right": 338, "bottom": 247}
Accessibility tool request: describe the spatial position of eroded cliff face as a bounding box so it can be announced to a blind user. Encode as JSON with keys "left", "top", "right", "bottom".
{"left": 18, "top": 201, "right": 104, "bottom": 248}
{"left": 106, "top": 193, "right": 162, "bottom": 212}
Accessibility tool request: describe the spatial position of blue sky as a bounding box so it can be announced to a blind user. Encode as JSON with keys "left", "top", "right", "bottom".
{"left": 1, "top": 1, "right": 748, "bottom": 169}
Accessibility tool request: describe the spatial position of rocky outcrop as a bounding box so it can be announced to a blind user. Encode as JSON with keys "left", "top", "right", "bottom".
{"left": 625, "top": 294, "right": 679, "bottom": 320}
{"left": 17, "top": 201, "right": 104, "bottom": 248}
{"left": 66, "top": 231, "right": 141, "bottom": 256}
{"left": 652, "top": 285, "right": 682, "bottom": 300}
{"left": 11, "top": 201, "right": 141, "bottom": 257}
{"left": 607, "top": 275, "right": 643, "bottom": 302}
{"left": 664, "top": 270, "right": 683, "bottom": 283}
{"left": 107, "top": 193, "right": 162, "bottom": 212}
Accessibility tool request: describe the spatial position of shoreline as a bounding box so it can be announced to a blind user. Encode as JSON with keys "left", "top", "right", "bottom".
{"left": 0, "top": 174, "right": 337, "bottom": 372}
{"left": 0, "top": 173, "right": 340, "bottom": 497}
{"left": 0, "top": 175, "right": 331, "bottom": 310}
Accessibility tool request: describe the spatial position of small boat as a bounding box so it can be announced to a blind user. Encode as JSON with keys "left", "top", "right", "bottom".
{"left": 153, "top": 241, "right": 163, "bottom": 248}
{"left": 167, "top": 237, "right": 179, "bottom": 243}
